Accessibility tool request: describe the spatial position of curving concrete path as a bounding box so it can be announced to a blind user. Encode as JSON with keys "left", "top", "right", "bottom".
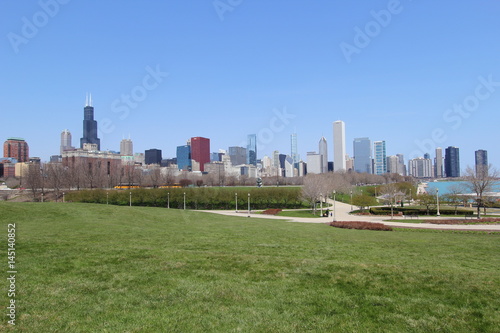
{"left": 200, "top": 199, "right": 500, "bottom": 232}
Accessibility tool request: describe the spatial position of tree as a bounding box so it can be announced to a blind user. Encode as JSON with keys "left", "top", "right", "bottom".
{"left": 442, "top": 183, "right": 465, "bottom": 215}
{"left": 417, "top": 192, "right": 436, "bottom": 215}
{"left": 351, "top": 194, "right": 378, "bottom": 212}
{"left": 462, "top": 165, "right": 499, "bottom": 218}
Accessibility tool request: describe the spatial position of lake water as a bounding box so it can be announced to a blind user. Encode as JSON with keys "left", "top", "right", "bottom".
{"left": 425, "top": 181, "right": 500, "bottom": 195}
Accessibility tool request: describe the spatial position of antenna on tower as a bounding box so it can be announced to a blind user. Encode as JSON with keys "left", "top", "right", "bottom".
{"left": 85, "top": 93, "right": 88, "bottom": 107}
{"left": 89, "top": 93, "right": 92, "bottom": 107}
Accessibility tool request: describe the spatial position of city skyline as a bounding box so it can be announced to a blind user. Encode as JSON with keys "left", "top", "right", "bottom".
{"left": 2, "top": 2, "right": 499, "bottom": 169}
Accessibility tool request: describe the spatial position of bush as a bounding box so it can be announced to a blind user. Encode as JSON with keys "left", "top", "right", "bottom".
{"left": 66, "top": 187, "right": 308, "bottom": 210}
{"left": 369, "top": 207, "right": 474, "bottom": 216}
{"left": 427, "top": 218, "right": 500, "bottom": 225}
{"left": 329, "top": 221, "right": 393, "bottom": 231}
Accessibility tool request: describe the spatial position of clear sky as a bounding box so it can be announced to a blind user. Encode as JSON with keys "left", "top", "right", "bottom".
{"left": 1, "top": 0, "right": 499, "bottom": 170}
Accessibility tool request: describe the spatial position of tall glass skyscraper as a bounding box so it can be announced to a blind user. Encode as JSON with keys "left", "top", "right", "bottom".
{"left": 80, "top": 94, "right": 100, "bottom": 150}
{"left": 176, "top": 145, "right": 191, "bottom": 171}
{"left": 247, "top": 134, "right": 257, "bottom": 165}
{"left": 373, "top": 141, "right": 386, "bottom": 175}
{"left": 353, "top": 137, "right": 372, "bottom": 174}
{"left": 291, "top": 133, "right": 299, "bottom": 168}
{"left": 445, "top": 146, "right": 460, "bottom": 178}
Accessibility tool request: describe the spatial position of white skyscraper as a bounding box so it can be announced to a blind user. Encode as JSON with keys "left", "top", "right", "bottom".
{"left": 333, "top": 120, "right": 346, "bottom": 171}
{"left": 306, "top": 152, "right": 323, "bottom": 174}
{"left": 120, "top": 138, "right": 133, "bottom": 156}
{"left": 435, "top": 147, "right": 443, "bottom": 178}
{"left": 60, "top": 129, "right": 73, "bottom": 154}
{"left": 318, "top": 136, "right": 328, "bottom": 173}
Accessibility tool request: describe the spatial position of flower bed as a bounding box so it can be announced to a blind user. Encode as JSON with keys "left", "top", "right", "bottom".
{"left": 329, "top": 221, "right": 393, "bottom": 231}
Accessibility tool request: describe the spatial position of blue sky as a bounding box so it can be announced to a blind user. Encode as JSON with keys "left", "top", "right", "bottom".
{"left": 1, "top": 0, "right": 499, "bottom": 170}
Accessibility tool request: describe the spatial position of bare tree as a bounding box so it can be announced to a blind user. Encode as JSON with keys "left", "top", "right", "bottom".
{"left": 25, "top": 163, "right": 43, "bottom": 201}
{"left": 442, "top": 183, "right": 465, "bottom": 215}
{"left": 462, "top": 165, "right": 499, "bottom": 218}
{"left": 45, "top": 163, "right": 66, "bottom": 201}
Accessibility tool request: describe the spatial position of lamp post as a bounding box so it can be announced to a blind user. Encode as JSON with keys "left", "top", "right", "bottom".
{"left": 333, "top": 190, "right": 336, "bottom": 221}
{"left": 350, "top": 190, "right": 353, "bottom": 211}
{"left": 183, "top": 192, "right": 186, "bottom": 210}
{"left": 129, "top": 192, "right": 132, "bottom": 207}
{"left": 391, "top": 190, "right": 395, "bottom": 219}
{"left": 409, "top": 188, "right": 412, "bottom": 206}
{"left": 247, "top": 193, "right": 250, "bottom": 217}
{"left": 320, "top": 193, "right": 323, "bottom": 217}
{"left": 235, "top": 193, "right": 238, "bottom": 212}
{"left": 106, "top": 192, "right": 109, "bottom": 205}
{"left": 41, "top": 192, "right": 44, "bottom": 203}
{"left": 63, "top": 192, "right": 65, "bottom": 203}
{"left": 167, "top": 192, "right": 170, "bottom": 209}
{"left": 436, "top": 188, "right": 440, "bottom": 216}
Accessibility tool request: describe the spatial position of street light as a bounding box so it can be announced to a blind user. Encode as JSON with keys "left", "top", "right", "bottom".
{"left": 350, "top": 190, "right": 353, "bottom": 211}
{"left": 129, "top": 192, "right": 132, "bottom": 207}
{"left": 320, "top": 193, "right": 323, "bottom": 217}
{"left": 41, "top": 193, "right": 44, "bottom": 203}
{"left": 106, "top": 192, "right": 109, "bottom": 205}
{"left": 167, "top": 192, "right": 170, "bottom": 209}
{"left": 63, "top": 192, "right": 65, "bottom": 203}
{"left": 391, "top": 190, "right": 395, "bottom": 219}
{"left": 436, "top": 188, "right": 440, "bottom": 216}
{"left": 235, "top": 193, "right": 238, "bottom": 212}
{"left": 333, "top": 190, "right": 336, "bottom": 221}
{"left": 183, "top": 192, "right": 186, "bottom": 210}
{"left": 247, "top": 193, "right": 250, "bottom": 217}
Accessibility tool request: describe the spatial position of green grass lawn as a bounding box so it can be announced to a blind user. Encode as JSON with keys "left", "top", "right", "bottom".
{"left": 1, "top": 202, "right": 499, "bottom": 332}
{"left": 276, "top": 210, "right": 324, "bottom": 218}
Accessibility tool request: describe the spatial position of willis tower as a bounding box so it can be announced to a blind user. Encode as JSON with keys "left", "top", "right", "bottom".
{"left": 80, "top": 93, "right": 101, "bottom": 150}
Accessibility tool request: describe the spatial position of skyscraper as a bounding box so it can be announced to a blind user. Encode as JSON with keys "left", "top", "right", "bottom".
{"left": 445, "top": 146, "right": 460, "bottom": 177}
{"left": 291, "top": 133, "right": 299, "bottom": 168}
{"left": 333, "top": 120, "right": 346, "bottom": 171}
{"left": 145, "top": 149, "right": 162, "bottom": 165}
{"left": 176, "top": 145, "right": 191, "bottom": 171}
{"left": 228, "top": 146, "right": 246, "bottom": 166}
{"left": 318, "top": 136, "right": 328, "bottom": 173}
{"left": 60, "top": 129, "right": 73, "bottom": 154}
{"left": 353, "top": 137, "right": 372, "bottom": 174}
{"left": 247, "top": 134, "right": 257, "bottom": 166}
{"left": 373, "top": 141, "right": 387, "bottom": 175}
{"left": 435, "top": 147, "right": 443, "bottom": 178}
{"left": 191, "top": 137, "right": 210, "bottom": 172}
{"left": 475, "top": 149, "right": 488, "bottom": 176}
{"left": 120, "top": 138, "right": 133, "bottom": 156}
{"left": 3, "top": 138, "right": 29, "bottom": 162}
{"left": 408, "top": 157, "right": 433, "bottom": 178}
{"left": 80, "top": 94, "right": 100, "bottom": 150}
{"left": 306, "top": 152, "right": 323, "bottom": 174}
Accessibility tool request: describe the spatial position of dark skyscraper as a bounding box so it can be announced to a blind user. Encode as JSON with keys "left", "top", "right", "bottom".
{"left": 475, "top": 149, "right": 488, "bottom": 176}
{"left": 145, "top": 149, "right": 162, "bottom": 165}
{"left": 445, "top": 146, "right": 460, "bottom": 178}
{"left": 80, "top": 94, "right": 100, "bottom": 150}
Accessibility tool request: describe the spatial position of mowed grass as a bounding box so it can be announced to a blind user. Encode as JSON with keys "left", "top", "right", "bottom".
{"left": 0, "top": 202, "right": 499, "bottom": 332}
{"left": 276, "top": 210, "right": 324, "bottom": 218}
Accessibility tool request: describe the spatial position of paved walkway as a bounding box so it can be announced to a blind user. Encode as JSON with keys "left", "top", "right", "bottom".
{"left": 201, "top": 200, "right": 500, "bottom": 232}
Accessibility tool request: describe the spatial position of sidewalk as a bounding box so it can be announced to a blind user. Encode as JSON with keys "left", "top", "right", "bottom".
{"left": 200, "top": 200, "right": 500, "bottom": 231}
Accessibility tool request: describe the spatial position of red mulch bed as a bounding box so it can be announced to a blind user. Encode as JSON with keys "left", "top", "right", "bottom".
{"left": 329, "top": 221, "right": 393, "bottom": 231}
{"left": 427, "top": 218, "right": 500, "bottom": 225}
{"left": 262, "top": 209, "right": 283, "bottom": 215}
